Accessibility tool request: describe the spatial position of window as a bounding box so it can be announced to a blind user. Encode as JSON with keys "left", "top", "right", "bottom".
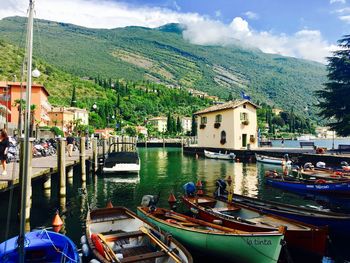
{"left": 215, "top": 114, "right": 222, "bottom": 123}
{"left": 243, "top": 104, "right": 246, "bottom": 109}
{"left": 200, "top": 116, "right": 207, "bottom": 124}
{"left": 220, "top": 131, "right": 226, "bottom": 144}
{"left": 240, "top": 112, "right": 248, "bottom": 121}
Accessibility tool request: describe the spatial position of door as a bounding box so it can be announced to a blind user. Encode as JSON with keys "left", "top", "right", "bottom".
{"left": 242, "top": 134, "right": 247, "bottom": 147}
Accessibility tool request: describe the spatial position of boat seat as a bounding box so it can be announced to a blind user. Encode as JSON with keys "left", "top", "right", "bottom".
{"left": 104, "top": 230, "right": 144, "bottom": 242}
{"left": 120, "top": 251, "right": 166, "bottom": 262}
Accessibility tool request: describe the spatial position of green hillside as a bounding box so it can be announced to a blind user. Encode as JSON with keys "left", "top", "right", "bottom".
{"left": 0, "top": 40, "right": 210, "bottom": 130}
{"left": 0, "top": 16, "right": 326, "bottom": 120}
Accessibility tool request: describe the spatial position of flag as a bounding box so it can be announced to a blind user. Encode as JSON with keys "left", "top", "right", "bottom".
{"left": 240, "top": 91, "right": 251, "bottom": 101}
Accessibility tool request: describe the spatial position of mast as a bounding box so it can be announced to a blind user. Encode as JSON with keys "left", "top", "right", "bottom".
{"left": 18, "top": 0, "right": 34, "bottom": 261}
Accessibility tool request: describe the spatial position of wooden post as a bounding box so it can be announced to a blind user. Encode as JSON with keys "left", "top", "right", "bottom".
{"left": 108, "top": 137, "right": 113, "bottom": 152}
{"left": 80, "top": 136, "right": 86, "bottom": 182}
{"left": 67, "top": 166, "right": 73, "bottom": 179}
{"left": 121, "top": 135, "right": 124, "bottom": 151}
{"left": 116, "top": 137, "right": 119, "bottom": 152}
{"left": 19, "top": 138, "right": 34, "bottom": 222}
{"left": 57, "top": 137, "right": 66, "bottom": 197}
{"left": 92, "top": 138, "right": 98, "bottom": 171}
{"left": 102, "top": 138, "right": 106, "bottom": 156}
{"left": 113, "top": 136, "right": 117, "bottom": 152}
{"left": 43, "top": 176, "right": 51, "bottom": 198}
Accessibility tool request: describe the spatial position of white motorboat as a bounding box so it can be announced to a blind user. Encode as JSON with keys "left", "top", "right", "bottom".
{"left": 255, "top": 154, "right": 292, "bottom": 166}
{"left": 204, "top": 150, "right": 236, "bottom": 160}
{"left": 103, "top": 151, "right": 140, "bottom": 173}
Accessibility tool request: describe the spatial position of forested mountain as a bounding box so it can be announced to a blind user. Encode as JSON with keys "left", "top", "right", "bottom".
{"left": 0, "top": 40, "right": 210, "bottom": 129}
{"left": 0, "top": 16, "right": 326, "bottom": 120}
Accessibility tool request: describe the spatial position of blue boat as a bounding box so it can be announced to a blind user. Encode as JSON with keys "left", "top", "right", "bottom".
{"left": 0, "top": 230, "right": 80, "bottom": 262}
{"left": 265, "top": 175, "right": 350, "bottom": 195}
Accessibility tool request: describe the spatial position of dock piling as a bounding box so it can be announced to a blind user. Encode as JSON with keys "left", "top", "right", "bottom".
{"left": 80, "top": 136, "right": 86, "bottom": 182}
{"left": 57, "top": 138, "right": 66, "bottom": 197}
{"left": 92, "top": 138, "right": 98, "bottom": 171}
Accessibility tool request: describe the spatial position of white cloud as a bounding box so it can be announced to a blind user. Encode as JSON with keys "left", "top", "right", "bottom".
{"left": 0, "top": 0, "right": 335, "bottom": 63}
{"left": 183, "top": 17, "right": 335, "bottom": 63}
{"left": 339, "top": 15, "right": 350, "bottom": 22}
{"left": 330, "top": 0, "right": 346, "bottom": 4}
{"left": 244, "top": 11, "right": 259, "bottom": 20}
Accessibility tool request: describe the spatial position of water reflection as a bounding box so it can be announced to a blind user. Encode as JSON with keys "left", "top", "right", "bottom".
{"left": 1, "top": 148, "right": 350, "bottom": 261}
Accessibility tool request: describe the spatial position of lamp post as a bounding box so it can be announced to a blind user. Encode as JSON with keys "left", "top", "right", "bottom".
{"left": 332, "top": 130, "right": 335, "bottom": 150}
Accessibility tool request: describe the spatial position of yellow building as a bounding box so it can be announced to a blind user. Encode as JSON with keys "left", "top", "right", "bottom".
{"left": 194, "top": 100, "right": 258, "bottom": 149}
{"left": 148, "top": 117, "right": 167, "bottom": 133}
{"left": 48, "top": 107, "right": 75, "bottom": 134}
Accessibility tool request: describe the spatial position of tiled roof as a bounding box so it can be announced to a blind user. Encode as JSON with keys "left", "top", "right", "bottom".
{"left": 194, "top": 100, "right": 259, "bottom": 115}
{"left": 0, "top": 81, "right": 49, "bottom": 96}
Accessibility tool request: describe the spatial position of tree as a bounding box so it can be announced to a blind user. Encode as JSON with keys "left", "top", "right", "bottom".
{"left": 191, "top": 115, "right": 197, "bottom": 136}
{"left": 176, "top": 116, "right": 182, "bottom": 133}
{"left": 316, "top": 35, "right": 350, "bottom": 136}
{"left": 71, "top": 85, "right": 77, "bottom": 107}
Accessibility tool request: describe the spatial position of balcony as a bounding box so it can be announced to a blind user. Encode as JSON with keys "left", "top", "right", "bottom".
{"left": 199, "top": 124, "right": 206, "bottom": 129}
{"left": 214, "top": 122, "right": 221, "bottom": 129}
{"left": 241, "top": 120, "right": 249, "bottom": 125}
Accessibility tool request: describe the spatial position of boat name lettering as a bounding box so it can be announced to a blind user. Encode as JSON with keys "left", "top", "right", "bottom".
{"left": 247, "top": 239, "right": 272, "bottom": 246}
{"left": 315, "top": 185, "right": 329, "bottom": 189}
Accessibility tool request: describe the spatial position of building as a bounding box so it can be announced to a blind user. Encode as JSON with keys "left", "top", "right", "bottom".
{"left": 272, "top": 108, "right": 283, "bottom": 115}
{"left": 181, "top": 117, "right": 192, "bottom": 133}
{"left": 315, "top": 126, "right": 336, "bottom": 139}
{"left": 148, "top": 117, "right": 167, "bottom": 133}
{"left": 0, "top": 82, "right": 51, "bottom": 129}
{"left": 194, "top": 100, "right": 259, "bottom": 149}
{"left": 136, "top": 126, "right": 148, "bottom": 136}
{"left": 66, "top": 107, "right": 89, "bottom": 125}
{"left": 48, "top": 107, "right": 75, "bottom": 133}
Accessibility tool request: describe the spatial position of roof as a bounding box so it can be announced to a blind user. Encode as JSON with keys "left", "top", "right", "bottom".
{"left": 49, "top": 107, "right": 75, "bottom": 114}
{"left": 0, "top": 81, "right": 50, "bottom": 97}
{"left": 194, "top": 100, "right": 259, "bottom": 115}
{"left": 148, "top": 116, "right": 167, "bottom": 121}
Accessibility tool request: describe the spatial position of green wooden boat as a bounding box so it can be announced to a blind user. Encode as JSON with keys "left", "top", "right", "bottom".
{"left": 137, "top": 207, "right": 285, "bottom": 263}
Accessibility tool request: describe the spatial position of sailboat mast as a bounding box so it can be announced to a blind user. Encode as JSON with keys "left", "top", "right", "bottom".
{"left": 18, "top": 0, "right": 34, "bottom": 261}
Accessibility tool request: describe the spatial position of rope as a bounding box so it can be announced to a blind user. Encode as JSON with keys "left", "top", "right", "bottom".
{"left": 41, "top": 229, "right": 78, "bottom": 263}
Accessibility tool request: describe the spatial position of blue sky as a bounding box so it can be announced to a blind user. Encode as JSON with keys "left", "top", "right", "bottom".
{"left": 124, "top": 0, "right": 349, "bottom": 43}
{"left": 1, "top": 0, "right": 349, "bottom": 62}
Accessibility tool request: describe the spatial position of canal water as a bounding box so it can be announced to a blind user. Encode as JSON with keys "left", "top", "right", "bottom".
{"left": 0, "top": 147, "right": 349, "bottom": 262}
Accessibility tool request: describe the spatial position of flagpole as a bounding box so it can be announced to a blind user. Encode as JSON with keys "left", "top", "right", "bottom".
{"left": 18, "top": 0, "right": 34, "bottom": 261}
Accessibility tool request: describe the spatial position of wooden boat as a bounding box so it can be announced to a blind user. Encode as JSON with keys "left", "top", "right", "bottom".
{"left": 85, "top": 206, "right": 192, "bottom": 263}
{"left": 103, "top": 151, "right": 140, "bottom": 173}
{"left": 255, "top": 154, "right": 291, "bottom": 166}
{"left": 137, "top": 206, "right": 285, "bottom": 263}
{"left": 299, "top": 169, "right": 349, "bottom": 181}
{"left": 182, "top": 195, "right": 328, "bottom": 256}
{"left": 215, "top": 190, "right": 350, "bottom": 238}
{"left": 204, "top": 150, "right": 235, "bottom": 160}
{"left": 0, "top": 230, "right": 79, "bottom": 262}
{"left": 265, "top": 171, "right": 350, "bottom": 195}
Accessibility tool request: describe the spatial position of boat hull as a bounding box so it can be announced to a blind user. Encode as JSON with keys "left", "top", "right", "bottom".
{"left": 204, "top": 150, "right": 235, "bottom": 160}
{"left": 219, "top": 194, "right": 350, "bottom": 238}
{"left": 137, "top": 208, "right": 283, "bottom": 263}
{"left": 182, "top": 196, "right": 327, "bottom": 256}
{"left": 266, "top": 177, "right": 350, "bottom": 195}
{"left": 255, "top": 154, "right": 291, "bottom": 165}
{"left": 0, "top": 230, "right": 79, "bottom": 262}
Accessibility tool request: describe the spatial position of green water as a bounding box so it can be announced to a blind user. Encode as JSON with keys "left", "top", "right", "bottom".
{"left": 1, "top": 147, "right": 350, "bottom": 262}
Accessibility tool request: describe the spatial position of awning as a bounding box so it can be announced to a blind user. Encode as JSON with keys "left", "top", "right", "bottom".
{"left": 41, "top": 114, "right": 50, "bottom": 121}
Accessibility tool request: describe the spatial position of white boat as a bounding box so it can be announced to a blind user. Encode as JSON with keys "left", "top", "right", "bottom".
{"left": 103, "top": 151, "right": 140, "bottom": 173}
{"left": 85, "top": 206, "right": 193, "bottom": 263}
{"left": 297, "top": 135, "right": 316, "bottom": 141}
{"left": 255, "top": 154, "right": 292, "bottom": 166}
{"left": 204, "top": 150, "right": 236, "bottom": 160}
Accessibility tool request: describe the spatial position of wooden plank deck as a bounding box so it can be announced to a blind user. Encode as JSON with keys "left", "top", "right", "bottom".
{"left": 0, "top": 147, "right": 103, "bottom": 191}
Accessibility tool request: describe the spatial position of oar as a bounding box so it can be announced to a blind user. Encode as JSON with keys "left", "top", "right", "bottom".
{"left": 97, "top": 233, "right": 120, "bottom": 263}
{"left": 139, "top": 226, "right": 182, "bottom": 263}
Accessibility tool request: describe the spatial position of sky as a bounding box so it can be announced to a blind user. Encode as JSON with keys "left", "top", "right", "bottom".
{"left": 0, "top": 0, "right": 349, "bottom": 63}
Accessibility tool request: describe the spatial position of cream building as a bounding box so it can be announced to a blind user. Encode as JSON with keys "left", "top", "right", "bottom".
{"left": 67, "top": 107, "right": 89, "bottom": 125}
{"left": 148, "top": 117, "right": 167, "bottom": 133}
{"left": 181, "top": 117, "right": 192, "bottom": 133}
{"left": 194, "top": 100, "right": 258, "bottom": 149}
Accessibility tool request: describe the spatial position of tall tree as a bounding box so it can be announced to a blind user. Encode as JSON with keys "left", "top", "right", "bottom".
{"left": 316, "top": 35, "right": 350, "bottom": 136}
{"left": 176, "top": 116, "right": 182, "bottom": 133}
{"left": 70, "top": 85, "right": 77, "bottom": 107}
{"left": 191, "top": 115, "right": 197, "bottom": 136}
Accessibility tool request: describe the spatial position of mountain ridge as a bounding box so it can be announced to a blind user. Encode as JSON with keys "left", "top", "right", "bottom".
{"left": 0, "top": 16, "right": 326, "bottom": 119}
